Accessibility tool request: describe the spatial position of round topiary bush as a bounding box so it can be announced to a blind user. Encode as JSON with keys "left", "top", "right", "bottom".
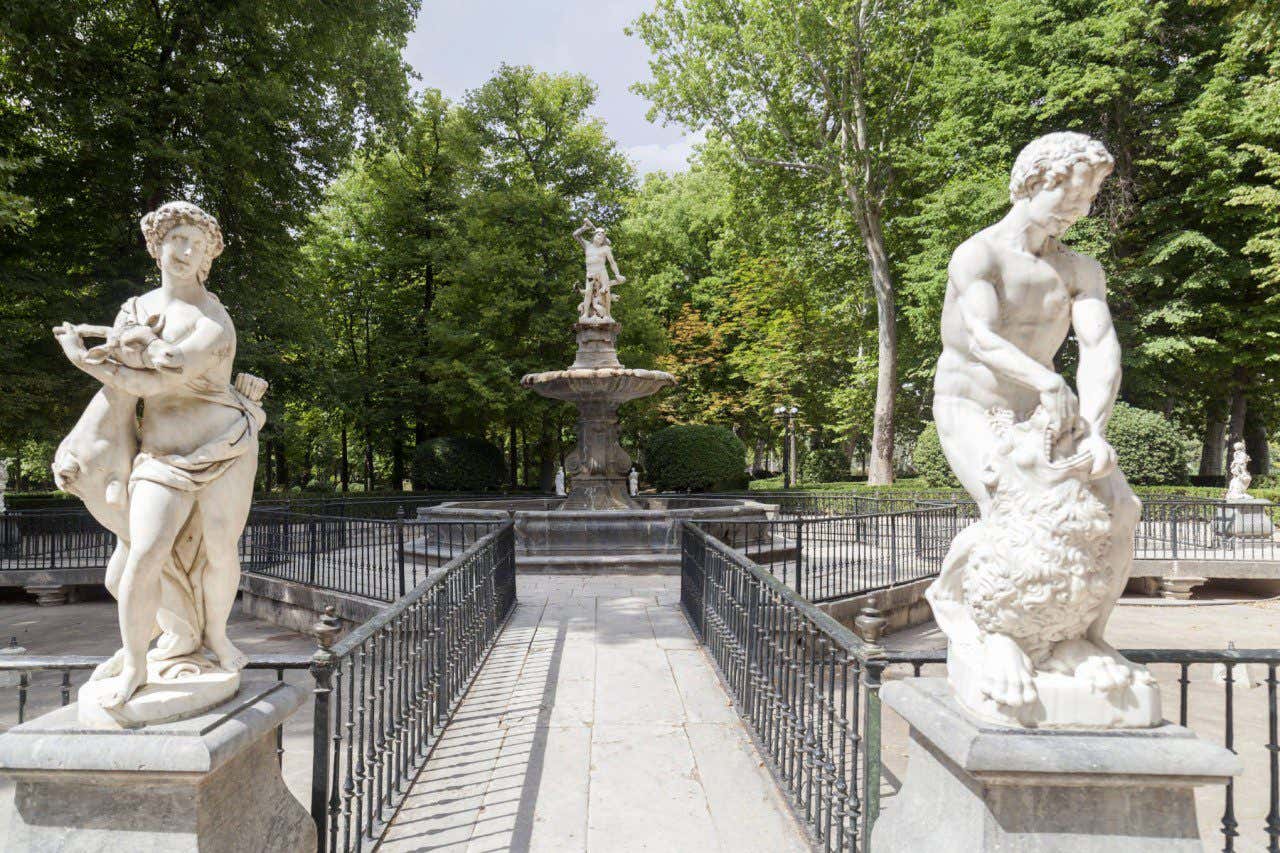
{"left": 643, "top": 425, "right": 748, "bottom": 492}
{"left": 912, "top": 422, "right": 961, "bottom": 488}
{"left": 1105, "top": 402, "right": 1190, "bottom": 485}
{"left": 412, "top": 436, "right": 506, "bottom": 492}
{"left": 800, "top": 447, "right": 849, "bottom": 484}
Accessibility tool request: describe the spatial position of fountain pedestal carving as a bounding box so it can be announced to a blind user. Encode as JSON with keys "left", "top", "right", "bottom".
{"left": 522, "top": 319, "right": 674, "bottom": 510}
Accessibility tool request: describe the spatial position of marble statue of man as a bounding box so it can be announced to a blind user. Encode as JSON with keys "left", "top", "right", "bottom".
{"left": 926, "top": 132, "right": 1158, "bottom": 727}
{"left": 1226, "top": 440, "right": 1252, "bottom": 500}
{"left": 51, "top": 201, "right": 266, "bottom": 722}
{"left": 628, "top": 467, "right": 639, "bottom": 497}
{"left": 573, "top": 219, "right": 625, "bottom": 321}
{"left": 555, "top": 465, "right": 567, "bottom": 497}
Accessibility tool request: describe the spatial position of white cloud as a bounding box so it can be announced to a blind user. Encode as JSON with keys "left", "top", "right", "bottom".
{"left": 626, "top": 129, "right": 706, "bottom": 176}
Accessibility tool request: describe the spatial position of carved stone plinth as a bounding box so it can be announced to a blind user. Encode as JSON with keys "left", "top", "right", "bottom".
{"left": 25, "top": 585, "right": 69, "bottom": 607}
{"left": 871, "top": 679, "right": 1240, "bottom": 853}
{"left": 0, "top": 680, "right": 314, "bottom": 853}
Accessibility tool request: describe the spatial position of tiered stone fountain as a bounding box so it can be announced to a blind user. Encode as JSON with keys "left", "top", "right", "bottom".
{"left": 416, "top": 220, "right": 773, "bottom": 572}
{"left": 520, "top": 315, "right": 673, "bottom": 510}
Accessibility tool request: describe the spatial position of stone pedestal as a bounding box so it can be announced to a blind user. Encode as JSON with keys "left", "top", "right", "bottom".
{"left": 871, "top": 678, "right": 1240, "bottom": 853}
{"left": 0, "top": 680, "right": 315, "bottom": 853}
{"left": 1219, "top": 497, "right": 1275, "bottom": 538}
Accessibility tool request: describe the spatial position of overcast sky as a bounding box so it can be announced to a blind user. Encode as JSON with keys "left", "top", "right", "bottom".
{"left": 402, "top": 1, "right": 698, "bottom": 174}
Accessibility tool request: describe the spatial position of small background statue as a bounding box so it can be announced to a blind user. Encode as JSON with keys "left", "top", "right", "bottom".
{"left": 1226, "top": 440, "right": 1252, "bottom": 500}
{"left": 555, "top": 465, "right": 567, "bottom": 497}
{"left": 51, "top": 201, "right": 266, "bottom": 725}
{"left": 572, "top": 218, "right": 625, "bottom": 322}
{"left": 0, "top": 458, "right": 9, "bottom": 515}
{"left": 628, "top": 466, "right": 639, "bottom": 497}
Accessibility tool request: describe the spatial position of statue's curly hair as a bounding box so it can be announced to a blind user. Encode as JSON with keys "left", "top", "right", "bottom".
{"left": 1009, "top": 132, "right": 1114, "bottom": 203}
{"left": 140, "top": 201, "right": 224, "bottom": 284}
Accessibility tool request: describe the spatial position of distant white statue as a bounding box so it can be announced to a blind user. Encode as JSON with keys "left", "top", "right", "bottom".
{"left": 926, "top": 133, "right": 1159, "bottom": 727}
{"left": 1226, "top": 440, "right": 1252, "bottom": 500}
{"left": 51, "top": 201, "right": 267, "bottom": 725}
{"left": 572, "top": 219, "right": 625, "bottom": 322}
{"left": 0, "top": 458, "right": 9, "bottom": 514}
{"left": 628, "top": 467, "right": 639, "bottom": 497}
{"left": 555, "top": 465, "right": 567, "bottom": 497}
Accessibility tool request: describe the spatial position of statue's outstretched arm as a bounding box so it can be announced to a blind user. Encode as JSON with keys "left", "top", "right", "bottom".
{"left": 605, "top": 246, "right": 623, "bottom": 281}
{"left": 572, "top": 219, "right": 593, "bottom": 248}
{"left": 54, "top": 316, "right": 225, "bottom": 398}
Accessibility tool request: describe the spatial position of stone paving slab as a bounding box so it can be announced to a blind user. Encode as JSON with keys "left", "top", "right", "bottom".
{"left": 378, "top": 574, "right": 808, "bottom": 853}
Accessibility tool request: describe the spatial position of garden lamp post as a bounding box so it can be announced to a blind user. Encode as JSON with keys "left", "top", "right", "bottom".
{"left": 774, "top": 405, "right": 798, "bottom": 489}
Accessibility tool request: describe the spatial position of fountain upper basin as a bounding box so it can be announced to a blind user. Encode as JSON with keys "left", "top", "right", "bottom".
{"left": 520, "top": 367, "right": 676, "bottom": 404}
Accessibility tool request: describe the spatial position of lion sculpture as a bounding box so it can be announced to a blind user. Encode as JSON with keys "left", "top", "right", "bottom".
{"left": 926, "top": 406, "right": 1159, "bottom": 727}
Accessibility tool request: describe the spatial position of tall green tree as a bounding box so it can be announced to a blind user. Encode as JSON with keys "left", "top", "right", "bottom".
{"left": 0, "top": 0, "right": 419, "bottom": 472}
{"left": 632, "top": 0, "right": 940, "bottom": 483}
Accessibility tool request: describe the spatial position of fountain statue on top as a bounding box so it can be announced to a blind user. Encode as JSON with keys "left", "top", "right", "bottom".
{"left": 521, "top": 220, "right": 675, "bottom": 510}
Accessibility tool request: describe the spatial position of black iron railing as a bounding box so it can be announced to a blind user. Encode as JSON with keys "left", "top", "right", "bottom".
{"left": 308, "top": 522, "right": 516, "bottom": 852}
{"left": 0, "top": 521, "right": 517, "bottom": 853}
{"left": 697, "top": 505, "right": 960, "bottom": 603}
{"left": 680, "top": 521, "right": 1280, "bottom": 853}
{"left": 1136, "top": 498, "right": 1280, "bottom": 563}
{"left": 242, "top": 508, "right": 499, "bottom": 602}
{"left": 0, "top": 510, "right": 113, "bottom": 569}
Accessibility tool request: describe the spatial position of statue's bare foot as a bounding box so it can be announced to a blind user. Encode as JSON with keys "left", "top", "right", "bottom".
{"left": 90, "top": 649, "right": 125, "bottom": 681}
{"left": 99, "top": 664, "right": 146, "bottom": 710}
{"left": 979, "top": 633, "right": 1037, "bottom": 707}
{"left": 207, "top": 636, "right": 248, "bottom": 673}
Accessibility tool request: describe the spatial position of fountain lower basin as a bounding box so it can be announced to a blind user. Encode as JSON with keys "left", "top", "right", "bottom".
{"left": 415, "top": 496, "right": 777, "bottom": 573}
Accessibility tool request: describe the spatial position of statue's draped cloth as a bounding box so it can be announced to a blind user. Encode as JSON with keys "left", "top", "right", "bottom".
{"left": 77, "top": 296, "right": 266, "bottom": 668}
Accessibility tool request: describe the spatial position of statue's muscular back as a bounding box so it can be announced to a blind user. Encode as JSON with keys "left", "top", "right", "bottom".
{"left": 935, "top": 225, "right": 1094, "bottom": 414}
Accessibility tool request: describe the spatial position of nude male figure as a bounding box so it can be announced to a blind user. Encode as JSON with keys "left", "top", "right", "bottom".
{"left": 930, "top": 132, "right": 1147, "bottom": 708}
{"left": 572, "top": 218, "right": 625, "bottom": 319}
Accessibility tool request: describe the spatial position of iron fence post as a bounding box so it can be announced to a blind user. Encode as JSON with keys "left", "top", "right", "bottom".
{"left": 862, "top": 658, "right": 886, "bottom": 853}
{"left": 396, "top": 507, "right": 407, "bottom": 597}
{"left": 1171, "top": 505, "right": 1179, "bottom": 560}
{"left": 308, "top": 607, "right": 341, "bottom": 853}
{"left": 889, "top": 514, "right": 899, "bottom": 585}
{"left": 796, "top": 519, "right": 805, "bottom": 600}
{"left": 307, "top": 517, "right": 318, "bottom": 586}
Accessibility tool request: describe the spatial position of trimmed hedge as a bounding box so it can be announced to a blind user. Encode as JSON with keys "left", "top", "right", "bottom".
{"left": 644, "top": 425, "right": 749, "bottom": 492}
{"left": 411, "top": 435, "right": 506, "bottom": 492}
{"left": 800, "top": 447, "right": 850, "bottom": 484}
{"left": 911, "top": 422, "right": 961, "bottom": 488}
{"left": 1105, "top": 402, "right": 1190, "bottom": 486}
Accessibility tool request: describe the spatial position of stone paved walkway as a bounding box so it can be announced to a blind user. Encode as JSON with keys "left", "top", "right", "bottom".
{"left": 378, "top": 574, "right": 809, "bottom": 853}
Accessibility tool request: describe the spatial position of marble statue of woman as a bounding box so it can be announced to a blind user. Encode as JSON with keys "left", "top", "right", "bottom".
{"left": 51, "top": 201, "right": 266, "bottom": 724}
{"left": 925, "top": 133, "right": 1159, "bottom": 727}
{"left": 573, "top": 219, "right": 625, "bottom": 322}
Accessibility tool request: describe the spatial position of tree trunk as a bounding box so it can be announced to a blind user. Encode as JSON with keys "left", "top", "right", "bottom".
{"left": 1228, "top": 382, "right": 1247, "bottom": 448}
{"left": 263, "top": 440, "right": 275, "bottom": 492}
{"left": 1199, "top": 415, "right": 1226, "bottom": 478}
{"left": 863, "top": 208, "right": 897, "bottom": 485}
{"left": 537, "top": 425, "right": 557, "bottom": 494}
{"left": 363, "top": 425, "right": 374, "bottom": 492}
{"left": 274, "top": 442, "right": 289, "bottom": 491}
{"left": 340, "top": 423, "right": 349, "bottom": 493}
{"left": 391, "top": 428, "right": 405, "bottom": 492}
{"left": 1245, "top": 408, "right": 1270, "bottom": 476}
{"left": 509, "top": 423, "right": 519, "bottom": 488}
